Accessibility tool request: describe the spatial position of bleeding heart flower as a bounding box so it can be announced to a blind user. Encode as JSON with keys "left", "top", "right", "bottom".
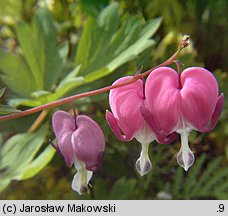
{"left": 106, "top": 76, "right": 175, "bottom": 176}
{"left": 52, "top": 110, "right": 105, "bottom": 194}
{"left": 142, "top": 67, "right": 224, "bottom": 171}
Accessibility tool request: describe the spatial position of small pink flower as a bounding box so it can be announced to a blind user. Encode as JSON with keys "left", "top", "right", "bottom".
{"left": 52, "top": 110, "right": 105, "bottom": 194}
{"left": 106, "top": 76, "right": 175, "bottom": 176}
{"left": 142, "top": 67, "right": 224, "bottom": 171}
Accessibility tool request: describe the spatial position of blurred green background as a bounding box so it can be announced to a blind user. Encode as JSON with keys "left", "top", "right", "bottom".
{"left": 0, "top": 0, "right": 227, "bottom": 199}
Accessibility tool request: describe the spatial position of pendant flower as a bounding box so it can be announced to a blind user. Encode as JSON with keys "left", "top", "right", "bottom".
{"left": 142, "top": 67, "right": 224, "bottom": 171}
{"left": 106, "top": 76, "right": 175, "bottom": 176}
{"left": 52, "top": 110, "right": 105, "bottom": 194}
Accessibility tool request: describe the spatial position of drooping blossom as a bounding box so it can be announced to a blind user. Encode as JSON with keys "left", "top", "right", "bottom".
{"left": 52, "top": 110, "right": 105, "bottom": 194}
{"left": 106, "top": 76, "right": 175, "bottom": 176}
{"left": 142, "top": 67, "right": 224, "bottom": 171}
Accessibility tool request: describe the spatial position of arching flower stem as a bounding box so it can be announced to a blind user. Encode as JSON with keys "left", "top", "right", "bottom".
{"left": 0, "top": 36, "right": 190, "bottom": 122}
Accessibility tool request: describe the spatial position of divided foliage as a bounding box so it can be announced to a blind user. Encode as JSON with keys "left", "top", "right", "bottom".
{"left": 0, "top": 125, "right": 55, "bottom": 192}
{"left": 0, "top": 3, "right": 161, "bottom": 107}
{"left": 169, "top": 154, "right": 228, "bottom": 199}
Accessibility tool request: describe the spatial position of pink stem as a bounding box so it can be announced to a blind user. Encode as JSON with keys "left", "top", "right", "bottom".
{"left": 0, "top": 36, "right": 189, "bottom": 122}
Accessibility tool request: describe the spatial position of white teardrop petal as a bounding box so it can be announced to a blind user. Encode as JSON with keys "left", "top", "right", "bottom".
{"left": 72, "top": 160, "right": 93, "bottom": 195}
{"left": 135, "top": 142, "right": 152, "bottom": 176}
{"left": 177, "top": 129, "right": 195, "bottom": 171}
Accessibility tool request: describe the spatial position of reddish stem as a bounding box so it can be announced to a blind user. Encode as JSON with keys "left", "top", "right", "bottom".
{"left": 0, "top": 36, "right": 190, "bottom": 122}
{"left": 0, "top": 76, "right": 139, "bottom": 121}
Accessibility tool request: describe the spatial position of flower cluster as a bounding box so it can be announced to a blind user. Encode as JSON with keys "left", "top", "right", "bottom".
{"left": 106, "top": 67, "right": 224, "bottom": 174}
{"left": 51, "top": 66, "right": 224, "bottom": 195}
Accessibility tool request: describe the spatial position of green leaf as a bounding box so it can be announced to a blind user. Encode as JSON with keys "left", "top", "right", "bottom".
{"left": 16, "top": 21, "right": 45, "bottom": 89}
{"left": 110, "top": 178, "right": 137, "bottom": 199}
{"left": 0, "top": 125, "right": 55, "bottom": 192}
{"left": 201, "top": 167, "right": 228, "bottom": 194}
{"left": 93, "top": 179, "right": 110, "bottom": 199}
{"left": 0, "top": 87, "right": 6, "bottom": 98}
{"left": 214, "top": 179, "right": 228, "bottom": 195}
{"left": 30, "top": 90, "right": 52, "bottom": 99}
{"left": 75, "top": 3, "right": 162, "bottom": 83}
{"left": 172, "top": 167, "right": 184, "bottom": 197}
{"left": 169, "top": 155, "right": 227, "bottom": 199}
{"left": 1, "top": 3, "right": 161, "bottom": 108}
{"left": 0, "top": 50, "right": 38, "bottom": 98}
{"left": 7, "top": 76, "right": 85, "bottom": 107}
{"left": 0, "top": 0, "right": 22, "bottom": 20}
{"left": 0, "top": 125, "right": 47, "bottom": 169}
{"left": 184, "top": 154, "right": 206, "bottom": 196}
{"left": 7, "top": 66, "right": 84, "bottom": 107}
{"left": 0, "top": 179, "right": 10, "bottom": 194}
{"left": 56, "top": 66, "right": 84, "bottom": 91}
{"left": 79, "top": 0, "right": 109, "bottom": 17}
{"left": 58, "top": 42, "right": 69, "bottom": 63}
{"left": 0, "top": 105, "right": 21, "bottom": 114}
{"left": 16, "top": 8, "right": 63, "bottom": 90}
{"left": 147, "top": 0, "right": 183, "bottom": 27}
{"left": 189, "top": 156, "right": 223, "bottom": 197}
{"left": 0, "top": 8, "right": 64, "bottom": 103}
{"left": 16, "top": 145, "right": 55, "bottom": 180}
{"left": 0, "top": 133, "right": 2, "bottom": 145}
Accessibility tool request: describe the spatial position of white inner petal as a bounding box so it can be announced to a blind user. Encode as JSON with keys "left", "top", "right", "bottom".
{"left": 135, "top": 142, "right": 152, "bottom": 176}
{"left": 73, "top": 156, "right": 84, "bottom": 170}
{"left": 134, "top": 122, "right": 154, "bottom": 176}
{"left": 177, "top": 129, "right": 195, "bottom": 171}
{"left": 72, "top": 158, "right": 93, "bottom": 195}
{"left": 134, "top": 121, "right": 155, "bottom": 144}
